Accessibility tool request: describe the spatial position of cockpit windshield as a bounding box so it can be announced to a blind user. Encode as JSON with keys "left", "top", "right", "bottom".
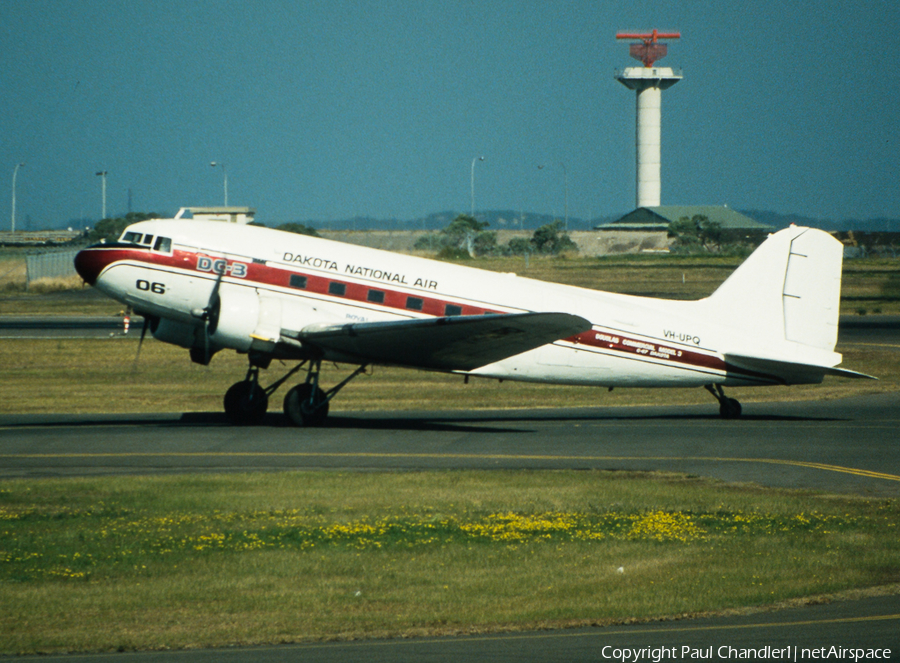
{"left": 120, "top": 230, "right": 172, "bottom": 253}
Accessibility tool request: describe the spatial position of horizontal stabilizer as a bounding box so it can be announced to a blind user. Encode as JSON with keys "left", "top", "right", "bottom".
{"left": 290, "top": 312, "right": 592, "bottom": 371}
{"left": 725, "top": 353, "right": 877, "bottom": 386}
{"left": 821, "top": 366, "right": 878, "bottom": 380}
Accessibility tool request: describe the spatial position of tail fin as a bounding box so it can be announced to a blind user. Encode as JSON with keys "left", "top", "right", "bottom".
{"left": 704, "top": 226, "right": 843, "bottom": 353}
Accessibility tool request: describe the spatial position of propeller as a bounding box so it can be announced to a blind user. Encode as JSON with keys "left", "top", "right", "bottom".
{"left": 131, "top": 314, "right": 151, "bottom": 374}
{"left": 192, "top": 264, "right": 224, "bottom": 366}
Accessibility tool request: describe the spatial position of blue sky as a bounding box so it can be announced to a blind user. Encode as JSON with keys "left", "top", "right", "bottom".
{"left": 2, "top": 0, "right": 898, "bottom": 228}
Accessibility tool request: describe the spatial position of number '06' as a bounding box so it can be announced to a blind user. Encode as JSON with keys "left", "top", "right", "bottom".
{"left": 136, "top": 279, "right": 166, "bottom": 294}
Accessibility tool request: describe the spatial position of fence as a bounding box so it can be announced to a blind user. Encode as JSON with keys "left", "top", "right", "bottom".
{"left": 26, "top": 250, "right": 79, "bottom": 283}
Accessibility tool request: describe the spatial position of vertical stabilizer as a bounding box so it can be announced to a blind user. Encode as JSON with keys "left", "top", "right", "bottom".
{"left": 704, "top": 227, "right": 843, "bottom": 353}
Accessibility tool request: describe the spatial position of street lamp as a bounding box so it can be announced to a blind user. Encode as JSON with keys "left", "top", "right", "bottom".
{"left": 210, "top": 161, "right": 228, "bottom": 206}
{"left": 537, "top": 162, "right": 568, "bottom": 231}
{"left": 11, "top": 162, "right": 25, "bottom": 233}
{"left": 560, "top": 161, "right": 568, "bottom": 232}
{"left": 470, "top": 155, "right": 484, "bottom": 217}
{"left": 95, "top": 171, "right": 108, "bottom": 220}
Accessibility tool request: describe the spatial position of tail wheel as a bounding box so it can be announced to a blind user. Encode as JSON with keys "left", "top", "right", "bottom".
{"left": 705, "top": 384, "right": 743, "bottom": 420}
{"left": 283, "top": 383, "right": 329, "bottom": 427}
{"left": 224, "top": 380, "right": 268, "bottom": 426}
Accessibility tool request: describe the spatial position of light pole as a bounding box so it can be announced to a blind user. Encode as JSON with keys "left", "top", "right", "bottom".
{"left": 11, "top": 162, "right": 25, "bottom": 233}
{"left": 95, "top": 171, "right": 108, "bottom": 220}
{"left": 470, "top": 155, "right": 484, "bottom": 218}
{"left": 560, "top": 161, "right": 568, "bottom": 232}
{"left": 537, "top": 162, "right": 568, "bottom": 230}
{"left": 210, "top": 161, "right": 228, "bottom": 206}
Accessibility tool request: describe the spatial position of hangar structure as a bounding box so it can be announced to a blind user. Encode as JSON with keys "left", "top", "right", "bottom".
{"left": 598, "top": 206, "right": 775, "bottom": 248}
{"left": 602, "top": 205, "right": 772, "bottom": 232}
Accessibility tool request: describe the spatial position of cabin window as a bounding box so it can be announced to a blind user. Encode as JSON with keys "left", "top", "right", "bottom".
{"left": 444, "top": 304, "right": 462, "bottom": 317}
{"left": 367, "top": 289, "right": 385, "bottom": 304}
{"left": 141, "top": 234, "right": 154, "bottom": 246}
{"left": 289, "top": 274, "right": 308, "bottom": 289}
{"left": 153, "top": 236, "right": 172, "bottom": 253}
{"left": 328, "top": 282, "right": 346, "bottom": 296}
{"left": 122, "top": 231, "right": 142, "bottom": 244}
{"left": 406, "top": 296, "right": 423, "bottom": 311}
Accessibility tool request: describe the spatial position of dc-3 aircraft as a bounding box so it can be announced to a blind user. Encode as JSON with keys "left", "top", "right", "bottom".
{"left": 74, "top": 216, "right": 872, "bottom": 425}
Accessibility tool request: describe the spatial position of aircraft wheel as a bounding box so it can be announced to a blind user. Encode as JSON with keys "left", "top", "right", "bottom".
{"left": 223, "top": 380, "right": 268, "bottom": 426}
{"left": 719, "top": 397, "right": 742, "bottom": 419}
{"left": 283, "top": 384, "right": 329, "bottom": 427}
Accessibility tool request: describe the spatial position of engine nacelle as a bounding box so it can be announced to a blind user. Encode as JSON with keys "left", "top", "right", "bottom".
{"left": 208, "top": 285, "right": 259, "bottom": 353}
{"left": 151, "top": 286, "right": 266, "bottom": 357}
{"left": 151, "top": 317, "right": 199, "bottom": 349}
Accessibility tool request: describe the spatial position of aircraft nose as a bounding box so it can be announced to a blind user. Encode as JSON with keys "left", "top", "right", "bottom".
{"left": 74, "top": 246, "right": 108, "bottom": 285}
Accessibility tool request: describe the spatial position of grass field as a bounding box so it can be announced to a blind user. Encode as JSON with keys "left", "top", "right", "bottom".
{"left": 2, "top": 471, "right": 899, "bottom": 654}
{"left": 0, "top": 336, "right": 894, "bottom": 415}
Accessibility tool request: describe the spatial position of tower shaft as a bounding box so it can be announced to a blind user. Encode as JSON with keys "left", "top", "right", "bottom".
{"left": 636, "top": 85, "right": 662, "bottom": 208}
{"left": 615, "top": 67, "right": 682, "bottom": 208}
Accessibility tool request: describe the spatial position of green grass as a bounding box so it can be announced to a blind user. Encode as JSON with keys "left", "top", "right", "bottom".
{"left": 1, "top": 471, "right": 898, "bottom": 653}
{"left": 0, "top": 337, "right": 895, "bottom": 415}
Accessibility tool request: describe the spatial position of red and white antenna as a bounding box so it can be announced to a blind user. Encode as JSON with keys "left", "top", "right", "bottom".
{"left": 614, "top": 30, "right": 683, "bottom": 209}
{"left": 616, "top": 30, "right": 681, "bottom": 68}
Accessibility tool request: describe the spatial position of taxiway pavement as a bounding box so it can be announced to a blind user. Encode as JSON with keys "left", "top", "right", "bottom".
{"left": 1, "top": 394, "right": 898, "bottom": 496}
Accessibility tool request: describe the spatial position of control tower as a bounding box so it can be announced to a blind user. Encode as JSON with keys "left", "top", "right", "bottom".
{"left": 615, "top": 30, "right": 682, "bottom": 208}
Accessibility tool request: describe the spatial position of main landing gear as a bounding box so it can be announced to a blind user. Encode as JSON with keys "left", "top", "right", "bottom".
{"left": 705, "top": 384, "right": 742, "bottom": 419}
{"left": 223, "top": 359, "right": 368, "bottom": 427}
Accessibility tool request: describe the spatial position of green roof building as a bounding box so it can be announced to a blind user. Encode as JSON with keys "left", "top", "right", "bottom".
{"left": 599, "top": 206, "right": 774, "bottom": 232}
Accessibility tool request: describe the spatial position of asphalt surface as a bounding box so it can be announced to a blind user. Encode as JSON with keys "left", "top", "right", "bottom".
{"left": 0, "top": 315, "right": 139, "bottom": 338}
{"left": 2, "top": 394, "right": 899, "bottom": 496}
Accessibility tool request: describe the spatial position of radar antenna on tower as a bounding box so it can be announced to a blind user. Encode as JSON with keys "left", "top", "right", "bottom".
{"left": 616, "top": 29, "right": 681, "bottom": 67}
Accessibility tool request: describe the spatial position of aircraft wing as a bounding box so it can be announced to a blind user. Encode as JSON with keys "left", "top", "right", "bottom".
{"left": 724, "top": 353, "right": 877, "bottom": 386}
{"left": 288, "top": 312, "right": 592, "bottom": 371}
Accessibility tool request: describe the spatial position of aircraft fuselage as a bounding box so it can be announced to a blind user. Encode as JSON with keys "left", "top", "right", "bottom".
{"left": 74, "top": 220, "right": 850, "bottom": 399}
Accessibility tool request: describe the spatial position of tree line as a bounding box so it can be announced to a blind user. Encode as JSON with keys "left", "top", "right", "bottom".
{"left": 413, "top": 214, "right": 578, "bottom": 258}
{"left": 85, "top": 212, "right": 579, "bottom": 259}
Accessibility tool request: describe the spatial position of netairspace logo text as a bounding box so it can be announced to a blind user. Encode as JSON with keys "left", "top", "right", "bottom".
{"left": 599, "top": 646, "right": 892, "bottom": 662}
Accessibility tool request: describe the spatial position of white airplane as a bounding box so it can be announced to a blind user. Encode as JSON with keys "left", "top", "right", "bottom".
{"left": 74, "top": 218, "right": 872, "bottom": 425}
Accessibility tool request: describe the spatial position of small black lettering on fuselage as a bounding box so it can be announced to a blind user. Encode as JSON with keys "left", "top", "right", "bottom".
{"left": 663, "top": 329, "right": 701, "bottom": 345}
{"left": 136, "top": 279, "right": 166, "bottom": 294}
{"left": 343, "top": 264, "right": 439, "bottom": 290}
{"left": 282, "top": 253, "right": 339, "bottom": 271}
{"left": 344, "top": 264, "right": 407, "bottom": 285}
{"left": 414, "top": 278, "right": 439, "bottom": 290}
